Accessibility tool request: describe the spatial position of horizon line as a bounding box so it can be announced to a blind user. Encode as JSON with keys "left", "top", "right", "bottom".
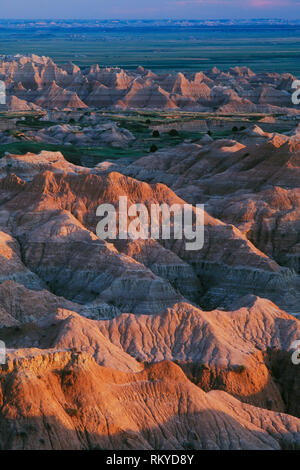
{"left": 1, "top": 17, "right": 300, "bottom": 21}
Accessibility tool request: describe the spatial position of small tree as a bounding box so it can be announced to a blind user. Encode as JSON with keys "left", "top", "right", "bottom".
{"left": 168, "top": 129, "right": 179, "bottom": 136}
{"left": 152, "top": 130, "right": 160, "bottom": 138}
{"left": 65, "top": 408, "right": 79, "bottom": 417}
{"left": 232, "top": 126, "right": 238, "bottom": 132}
{"left": 150, "top": 144, "right": 158, "bottom": 152}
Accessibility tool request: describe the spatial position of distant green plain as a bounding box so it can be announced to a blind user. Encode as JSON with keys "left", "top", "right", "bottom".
{"left": 1, "top": 25, "right": 300, "bottom": 74}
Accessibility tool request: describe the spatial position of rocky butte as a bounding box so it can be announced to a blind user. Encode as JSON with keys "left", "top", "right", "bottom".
{"left": 0, "top": 54, "right": 299, "bottom": 114}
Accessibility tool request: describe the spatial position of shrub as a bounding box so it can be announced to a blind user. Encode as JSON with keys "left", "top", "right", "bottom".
{"left": 168, "top": 129, "right": 179, "bottom": 136}
{"left": 65, "top": 408, "right": 79, "bottom": 417}
{"left": 152, "top": 130, "right": 160, "bottom": 137}
{"left": 182, "top": 440, "right": 197, "bottom": 450}
{"left": 232, "top": 126, "right": 238, "bottom": 132}
{"left": 232, "top": 365, "right": 246, "bottom": 373}
{"left": 266, "top": 399, "right": 273, "bottom": 410}
{"left": 150, "top": 144, "right": 158, "bottom": 152}
{"left": 91, "top": 445, "right": 103, "bottom": 450}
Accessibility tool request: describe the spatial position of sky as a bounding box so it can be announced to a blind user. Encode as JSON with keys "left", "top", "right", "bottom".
{"left": 0, "top": 0, "right": 299, "bottom": 20}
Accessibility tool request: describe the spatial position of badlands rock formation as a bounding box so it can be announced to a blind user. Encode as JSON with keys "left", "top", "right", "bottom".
{"left": 0, "top": 147, "right": 298, "bottom": 452}
{"left": 0, "top": 54, "right": 299, "bottom": 113}
{"left": 0, "top": 150, "right": 296, "bottom": 312}
{"left": 0, "top": 55, "right": 299, "bottom": 450}
{"left": 1, "top": 357, "right": 300, "bottom": 450}
{"left": 113, "top": 131, "right": 300, "bottom": 310}
{"left": 24, "top": 123, "right": 134, "bottom": 148}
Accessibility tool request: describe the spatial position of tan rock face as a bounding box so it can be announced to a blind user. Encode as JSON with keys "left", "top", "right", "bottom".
{"left": 0, "top": 355, "right": 300, "bottom": 450}
{"left": 7, "top": 95, "right": 42, "bottom": 112}
{"left": 0, "top": 150, "right": 289, "bottom": 312}
{"left": 35, "top": 81, "right": 87, "bottom": 109}
{"left": 0, "top": 230, "right": 43, "bottom": 290}
{"left": 96, "top": 297, "right": 300, "bottom": 413}
{"left": 1, "top": 288, "right": 299, "bottom": 422}
{"left": 117, "top": 132, "right": 300, "bottom": 312}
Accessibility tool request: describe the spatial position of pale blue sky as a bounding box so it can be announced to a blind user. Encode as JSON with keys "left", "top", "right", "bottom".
{"left": 0, "top": 0, "right": 299, "bottom": 20}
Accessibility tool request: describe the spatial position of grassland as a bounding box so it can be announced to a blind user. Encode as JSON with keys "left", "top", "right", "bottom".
{"left": 1, "top": 24, "right": 300, "bottom": 74}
